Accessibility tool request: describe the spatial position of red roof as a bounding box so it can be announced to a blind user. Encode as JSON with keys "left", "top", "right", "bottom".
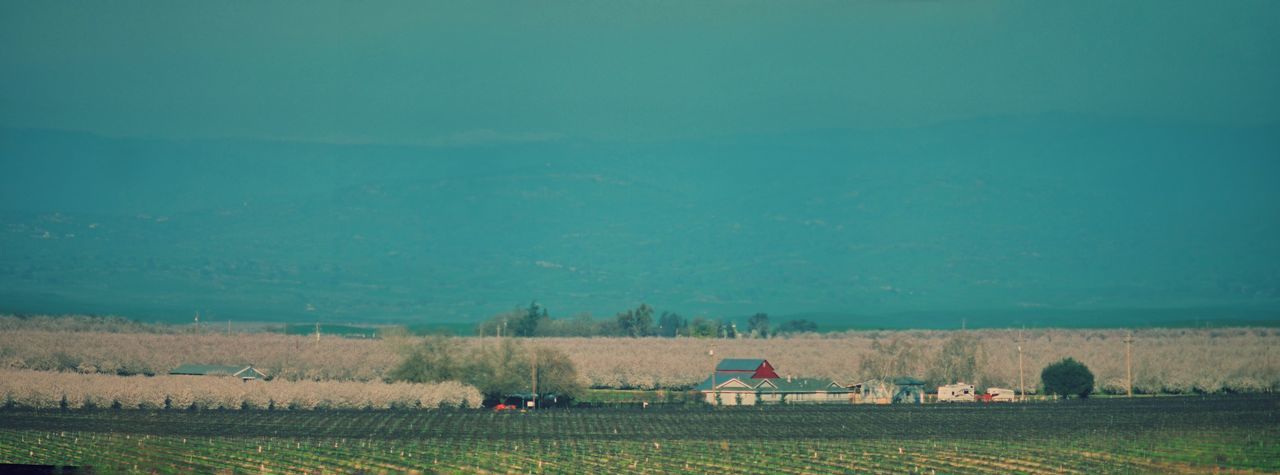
{"left": 752, "top": 360, "right": 779, "bottom": 379}
{"left": 714, "top": 358, "right": 779, "bottom": 379}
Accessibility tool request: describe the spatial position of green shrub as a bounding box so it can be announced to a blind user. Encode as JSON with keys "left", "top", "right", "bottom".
{"left": 1041, "top": 357, "right": 1094, "bottom": 399}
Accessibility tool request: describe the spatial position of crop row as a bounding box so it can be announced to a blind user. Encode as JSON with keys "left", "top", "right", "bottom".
{"left": 2, "top": 428, "right": 1276, "bottom": 474}
{"left": 1, "top": 396, "right": 1276, "bottom": 473}
{"left": 3, "top": 395, "right": 1274, "bottom": 441}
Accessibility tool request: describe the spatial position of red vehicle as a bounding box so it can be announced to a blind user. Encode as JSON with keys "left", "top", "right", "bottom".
{"left": 493, "top": 403, "right": 518, "bottom": 411}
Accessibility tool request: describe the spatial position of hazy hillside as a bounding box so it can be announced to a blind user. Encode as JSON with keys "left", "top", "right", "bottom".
{"left": 2, "top": 117, "right": 1278, "bottom": 327}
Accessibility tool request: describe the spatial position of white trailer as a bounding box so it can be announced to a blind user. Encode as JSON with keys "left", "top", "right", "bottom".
{"left": 986, "top": 387, "right": 1016, "bottom": 402}
{"left": 937, "top": 382, "right": 976, "bottom": 402}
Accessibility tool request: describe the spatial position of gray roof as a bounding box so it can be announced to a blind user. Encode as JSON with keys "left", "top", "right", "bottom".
{"left": 170, "top": 364, "right": 265, "bottom": 378}
{"left": 859, "top": 376, "right": 925, "bottom": 387}
{"left": 715, "top": 358, "right": 766, "bottom": 372}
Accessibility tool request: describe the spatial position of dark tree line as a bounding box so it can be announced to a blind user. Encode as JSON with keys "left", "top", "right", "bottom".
{"left": 476, "top": 303, "right": 818, "bottom": 339}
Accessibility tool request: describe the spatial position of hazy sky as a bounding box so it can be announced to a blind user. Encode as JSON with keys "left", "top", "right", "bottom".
{"left": 3, "top": 2, "right": 1280, "bottom": 324}
{"left": 3, "top": 1, "right": 1278, "bottom": 144}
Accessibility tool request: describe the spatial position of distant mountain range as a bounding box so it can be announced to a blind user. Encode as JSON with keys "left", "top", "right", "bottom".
{"left": 2, "top": 116, "right": 1278, "bottom": 328}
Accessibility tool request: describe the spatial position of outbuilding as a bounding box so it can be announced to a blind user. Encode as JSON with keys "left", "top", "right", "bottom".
{"left": 852, "top": 377, "right": 925, "bottom": 404}
{"left": 711, "top": 358, "right": 780, "bottom": 380}
{"left": 170, "top": 364, "right": 267, "bottom": 381}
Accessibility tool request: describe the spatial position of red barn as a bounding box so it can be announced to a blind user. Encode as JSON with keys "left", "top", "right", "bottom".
{"left": 715, "top": 358, "right": 779, "bottom": 380}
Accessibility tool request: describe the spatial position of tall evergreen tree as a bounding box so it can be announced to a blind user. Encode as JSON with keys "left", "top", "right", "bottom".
{"left": 657, "top": 311, "right": 687, "bottom": 337}
{"left": 747, "top": 313, "right": 770, "bottom": 338}
{"left": 514, "top": 301, "right": 547, "bottom": 337}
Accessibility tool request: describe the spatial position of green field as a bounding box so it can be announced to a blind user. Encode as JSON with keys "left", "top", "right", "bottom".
{"left": 1, "top": 396, "right": 1277, "bottom": 473}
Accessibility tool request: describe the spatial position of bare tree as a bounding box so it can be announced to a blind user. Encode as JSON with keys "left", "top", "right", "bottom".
{"left": 928, "top": 333, "right": 985, "bottom": 388}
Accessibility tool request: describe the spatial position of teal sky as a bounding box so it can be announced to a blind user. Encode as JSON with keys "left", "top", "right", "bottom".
{"left": 2, "top": 2, "right": 1279, "bottom": 326}
{"left": 3, "top": 1, "right": 1278, "bottom": 143}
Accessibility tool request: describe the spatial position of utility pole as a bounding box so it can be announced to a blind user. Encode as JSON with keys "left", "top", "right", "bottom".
{"left": 530, "top": 349, "right": 538, "bottom": 410}
{"left": 226, "top": 320, "right": 231, "bottom": 336}
{"left": 709, "top": 346, "right": 717, "bottom": 403}
{"left": 1017, "top": 330, "right": 1025, "bottom": 403}
{"left": 314, "top": 322, "right": 321, "bottom": 344}
{"left": 1124, "top": 331, "right": 1134, "bottom": 398}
